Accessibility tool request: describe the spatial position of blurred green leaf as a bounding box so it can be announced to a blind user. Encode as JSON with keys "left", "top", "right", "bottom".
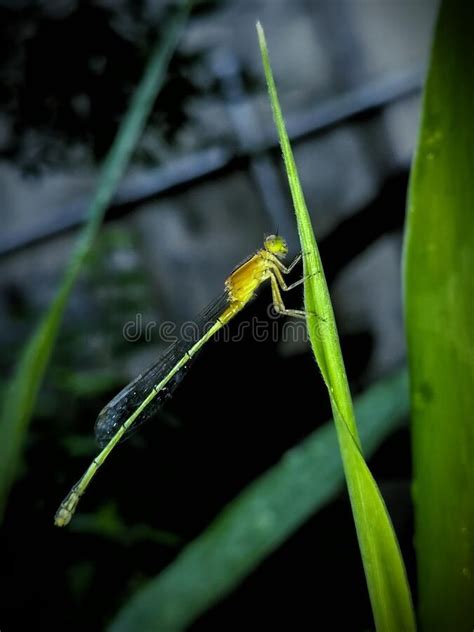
{"left": 257, "top": 23, "right": 415, "bottom": 632}
{"left": 109, "top": 369, "right": 409, "bottom": 632}
{"left": 0, "top": 1, "right": 192, "bottom": 520}
{"left": 404, "top": 1, "right": 474, "bottom": 629}
{"left": 53, "top": 368, "right": 123, "bottom": 398}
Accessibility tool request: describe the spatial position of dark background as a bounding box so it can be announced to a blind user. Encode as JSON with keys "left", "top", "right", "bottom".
{"left": 0, "top": 1, "right": 438, "bottom": 630}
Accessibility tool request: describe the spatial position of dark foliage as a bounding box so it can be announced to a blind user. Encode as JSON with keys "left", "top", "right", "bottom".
{"left": 0, "top": 1, "right": 208, "bottom": 171}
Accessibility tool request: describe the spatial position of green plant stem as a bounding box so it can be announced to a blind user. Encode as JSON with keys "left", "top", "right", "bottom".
{"left": 0, "top": 1, "right": 192, "bottom": 519}
{"left": 257, "top": 22, "right": 416, "bottom": 632}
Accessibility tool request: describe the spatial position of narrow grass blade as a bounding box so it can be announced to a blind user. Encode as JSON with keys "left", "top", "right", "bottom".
{"left": 257, "top": 23, "right": 416, "bottom": 632}
{"left": 0, "top": 1, "right": 192, "bottom": 519}
{"left": 404, "top": 2, "right": 474, "bottom": 629}
{"left": 109, "top": 369, "right": 409, "bottom": 632}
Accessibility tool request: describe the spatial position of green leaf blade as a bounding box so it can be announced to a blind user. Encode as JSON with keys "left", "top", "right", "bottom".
{"left": 404, "top": 1, "right": 474, "bottom": 629}
{"left": 109, "top": 370, "right": 409, "bottom": 632}
{"left": 0, "top": 2, "right": 191, "bottom": 519}
{"left": 257, "top": 22, "right": 416, "bottom": 632}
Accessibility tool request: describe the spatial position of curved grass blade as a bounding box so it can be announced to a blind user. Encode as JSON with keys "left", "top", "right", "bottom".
{"left": 404, "top": 2, "right": 474, "bottom": 629}
{"left": 0, "top": 0, "right": 192, "bottom": 520}
{"left": 257, "top": 22, "right": 416, "bottom": 632}
{"left": 109, "top": 369, "right": 409, "bottom": 632}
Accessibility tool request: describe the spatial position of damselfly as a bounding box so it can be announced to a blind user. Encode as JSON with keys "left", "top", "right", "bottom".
{"left": 55, "top": 234, "right": 309, "bottom": 526}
